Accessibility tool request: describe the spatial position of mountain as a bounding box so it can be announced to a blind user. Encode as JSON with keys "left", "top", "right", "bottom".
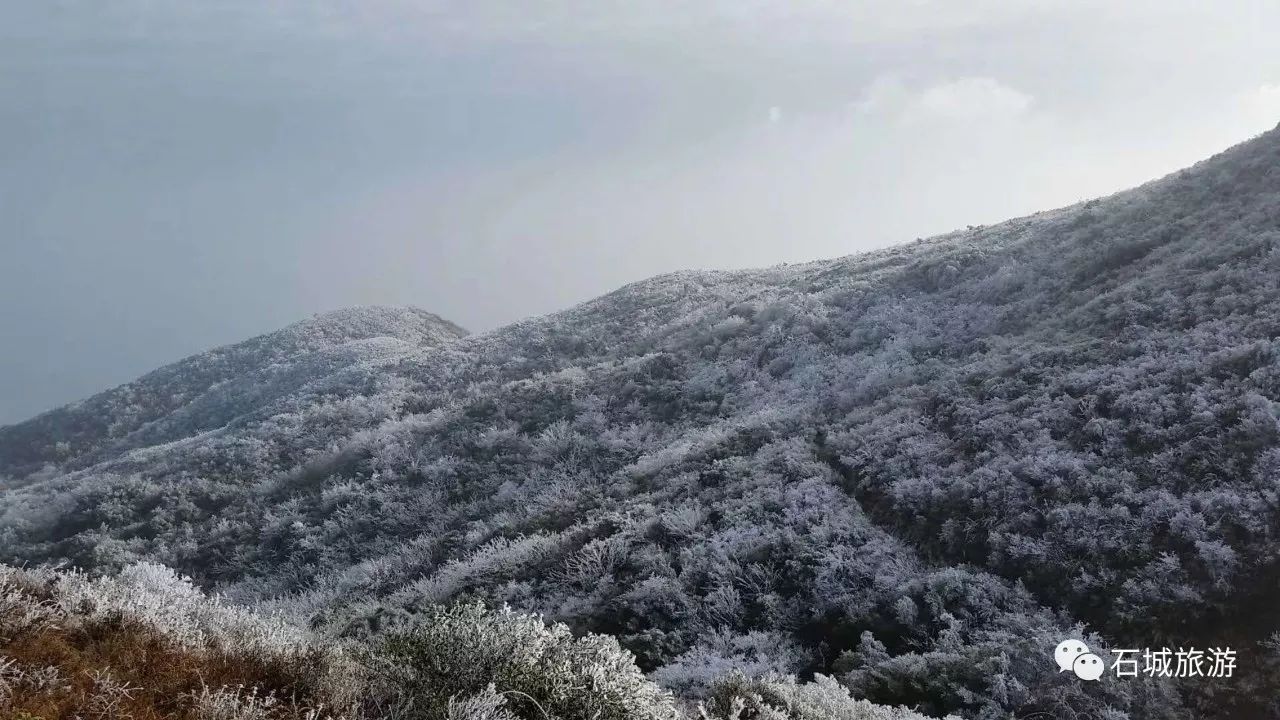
{"left": 4, "top": 125, "right": 1280, "bottom": 718}
{"left": 0, "top": 306, "right": 466, "bottom": 479}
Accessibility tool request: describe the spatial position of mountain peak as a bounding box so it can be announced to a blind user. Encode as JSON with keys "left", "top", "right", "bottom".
{"left": 0, "top": 306, "right": 466, "bottom": 477}
{"left": 281, "top": 306, "right": 468, "bottom": 348}
{"left": 7, "top": 131, "right": 1280, "bottom": 716}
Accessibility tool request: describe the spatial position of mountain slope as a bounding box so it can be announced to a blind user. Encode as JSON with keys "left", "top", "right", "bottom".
{"left": 4, "top": 126, "right": 1280, "bottom": 718}
{"left": 0, "top": 306, "right": 466, "bottom": 479}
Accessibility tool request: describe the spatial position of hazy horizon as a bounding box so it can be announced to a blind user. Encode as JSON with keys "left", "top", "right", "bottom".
{"left": 3, "top": 1, "right": 1279, "bottom": 424}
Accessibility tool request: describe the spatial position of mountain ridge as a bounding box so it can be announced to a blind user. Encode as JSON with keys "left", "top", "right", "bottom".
{"left": 4, "top": 126, "right": 1280, "bottom": 717}
{"left": 0, "top": 305, "right": 466, "bottom": 479}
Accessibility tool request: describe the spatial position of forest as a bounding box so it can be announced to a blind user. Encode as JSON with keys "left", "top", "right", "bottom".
{"left": 4, "top": 126, "right": 1280, "bottom": 718}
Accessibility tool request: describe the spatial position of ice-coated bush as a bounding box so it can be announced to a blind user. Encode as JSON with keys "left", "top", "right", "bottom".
{"left": 701, "top": 673, "right": 947, "bottom": 720}
{"left": 444, "top": 684, "right": 521, "bottom": 720}
{"left": 11, "top": 562, "right": 953, "bottom": 720}
{"left": 652, "top": 630, "right": 811, "bottom": 698}
{"left": 54, "top": 562, "right": 311, "bottom": 654}
{"left": 371, "top": 601, "right": 681, "bottom": 720}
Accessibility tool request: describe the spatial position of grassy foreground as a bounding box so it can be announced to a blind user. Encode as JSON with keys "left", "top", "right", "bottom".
{"left": 0, "top": 563, "right": 934, "bottom": 720}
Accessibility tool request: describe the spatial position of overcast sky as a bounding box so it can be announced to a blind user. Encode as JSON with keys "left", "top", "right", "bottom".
{"left": 2, "top": 1, "right": 1279, "bottom": 424}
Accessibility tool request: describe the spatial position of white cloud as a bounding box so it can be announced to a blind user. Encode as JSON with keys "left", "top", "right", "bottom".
{"left": 851, "top": 75, "right": 911, "bottom": 115}
{"left": 850, "top": 75, "right": 1034, "bottom": 125}
{"left": 911, "top": 77, "right": 1033, "bottom": 121}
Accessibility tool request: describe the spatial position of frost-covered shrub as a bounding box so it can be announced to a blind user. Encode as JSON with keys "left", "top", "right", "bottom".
{"left": 444, "top": 684, "right": 522, "bottom": 720}
{"left": 371, "top": 601, "right": 679, "bottom": 720}
{"left": 186, "top": 684, "right": 345, "bottom": 720}
{"left": 653, "top": 631, "right": 810, "bottom": 698}
{"left": 554, "top": 533, "right": 633, "bottom": 587}
{"left": 701, "top": 673, "right": 944, "bottom": 720}
{"left": 0, "top": 573, "right": 62, "bottom": 639}
{"left": 390, "top": 531, "right": 578, "bottom": 606}
{"left": 54, "top": 562, "right": 312, "bottom": 655}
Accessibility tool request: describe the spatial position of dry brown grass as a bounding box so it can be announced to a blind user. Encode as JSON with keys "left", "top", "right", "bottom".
{"left": 3, "top": 621, "right": 334, "bottom": 719}
{"left": 0, "top": 568, "right": 351, "bottom": 720}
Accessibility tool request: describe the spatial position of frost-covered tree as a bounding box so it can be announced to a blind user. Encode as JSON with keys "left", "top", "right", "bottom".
{"left": 6, "top": 126, "right": 1280, "bottom": 717}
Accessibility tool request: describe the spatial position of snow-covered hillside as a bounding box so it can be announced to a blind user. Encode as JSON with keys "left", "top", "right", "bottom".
{"left": 0, "top": 306, "right": 465, "bottom": 478}
{"left": 5, "top": 126, "right": 1280, "bottom": 718}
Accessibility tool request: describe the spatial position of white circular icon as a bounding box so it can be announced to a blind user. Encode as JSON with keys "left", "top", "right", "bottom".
{"left": 1054, "top": 639, "right": 1090, "bottom": 673}
{"left": 1072, "top": 652, "right": 1105, "bottom": 681}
